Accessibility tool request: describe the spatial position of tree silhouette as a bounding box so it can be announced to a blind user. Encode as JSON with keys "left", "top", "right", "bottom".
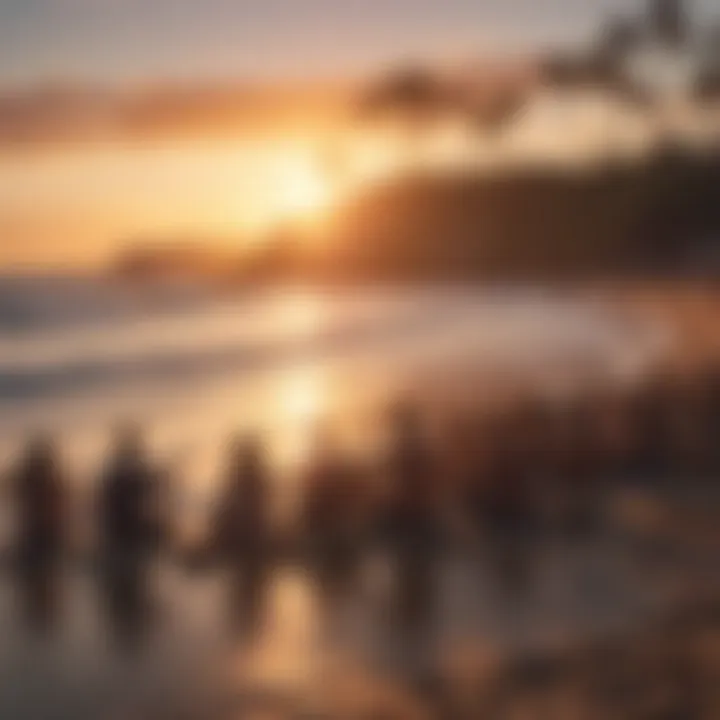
{"left": 360, "top": 67, "right": 449, "bottom": 125}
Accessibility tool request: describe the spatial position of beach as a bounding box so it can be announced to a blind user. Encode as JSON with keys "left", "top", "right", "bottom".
{"left": 0, "top": 277, "right": 719, "bottom": 718}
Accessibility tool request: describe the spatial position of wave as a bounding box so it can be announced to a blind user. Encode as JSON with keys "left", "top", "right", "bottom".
{"left": 0, "top": 307, "right": 451, "bottom": 401}
{"left": 0, "top": 278, "right": 659, "bottom": 405}
{"left": 0, "top": 275, "right": 215, "bottom": 333}
{"left": 0, "top": 283, "right": 482, "bottom": 401}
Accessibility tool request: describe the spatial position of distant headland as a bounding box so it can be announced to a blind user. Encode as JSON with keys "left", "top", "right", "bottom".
{"left": 112, "top": 139, "right": 720, "bottom": 285}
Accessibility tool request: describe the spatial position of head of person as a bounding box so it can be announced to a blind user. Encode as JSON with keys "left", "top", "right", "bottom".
{"left": 111, "top": 422, "right": 145, "bottom": 467}
{"left": 230, "top": 433, "right": 263, "bottom": 473}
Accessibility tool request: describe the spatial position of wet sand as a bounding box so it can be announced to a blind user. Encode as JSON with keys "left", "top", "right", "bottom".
{"left": 0, "top": 478, "right": 717, "bottom": 719}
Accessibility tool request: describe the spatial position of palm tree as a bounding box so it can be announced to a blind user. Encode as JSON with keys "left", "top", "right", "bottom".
{"left": 359, "top": 64, "right": 533, "bottom": 170}
{"left": 360, "top": 67, "right": 448, "bottom": 120}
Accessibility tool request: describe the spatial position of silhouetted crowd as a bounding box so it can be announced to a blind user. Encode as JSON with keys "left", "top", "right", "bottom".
{"left": 9, "top": 364, "right": 720, "bottom": 566}
{"left": 4, "top": 363, "right": 720, "bottom": 649}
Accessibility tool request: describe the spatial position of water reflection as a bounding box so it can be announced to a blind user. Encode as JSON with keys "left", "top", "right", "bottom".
{"left": 15, "top": 557, "right": 63, "bottom": 639}
{"left": 388, "top": 543, "right": 440, "bottom": 689}
{"left": 273, "top": 362, "right": 329, "bottom": 469}
{"left": 224, "top": 569, "right": 320, "bottom": 695}
{"left": 97, "top": 554, "right": 158, "bottom": 655}
{"left": 224, "top": 563, "right": 270, "bottom": 644}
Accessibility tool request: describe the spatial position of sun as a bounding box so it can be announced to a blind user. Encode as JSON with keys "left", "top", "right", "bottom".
{"left": 275, "top": 157, "right": 335, "bottom": 225}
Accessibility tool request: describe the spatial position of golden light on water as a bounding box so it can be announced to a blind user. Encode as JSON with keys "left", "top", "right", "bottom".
{"left": 281, "top": 365, "right": 325, "bottom": 424}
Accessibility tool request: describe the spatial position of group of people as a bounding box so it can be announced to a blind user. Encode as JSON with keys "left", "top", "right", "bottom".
{"left": 449, "top": 364, "right": 720, "bottom": 546}
{"left": 11, "top": 424, "right": 166, "bottom": 570}
{"left": 6, "top": 363, "right": 720, "bottom": 583}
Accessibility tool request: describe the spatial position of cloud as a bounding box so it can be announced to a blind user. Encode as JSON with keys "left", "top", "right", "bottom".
{"left": 0, "top": 81, "right": 354, "bottom": 151}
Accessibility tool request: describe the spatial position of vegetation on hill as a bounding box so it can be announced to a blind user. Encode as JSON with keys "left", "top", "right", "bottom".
{"left": 114, "top": 143, "right": 720, "bottom": 284}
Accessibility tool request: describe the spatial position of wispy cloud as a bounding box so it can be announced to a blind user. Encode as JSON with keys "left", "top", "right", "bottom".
{"left": 0, "top": 81, "right": 354, "bottom": 151}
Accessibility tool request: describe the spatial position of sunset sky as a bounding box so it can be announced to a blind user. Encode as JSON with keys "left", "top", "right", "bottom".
{"left": 0, "top": 0, "right": 717, "bottom": 268}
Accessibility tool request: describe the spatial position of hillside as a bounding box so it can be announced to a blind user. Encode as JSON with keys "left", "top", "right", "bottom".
{"left": 114, "top": 143, "right": 720, "bottom": 285}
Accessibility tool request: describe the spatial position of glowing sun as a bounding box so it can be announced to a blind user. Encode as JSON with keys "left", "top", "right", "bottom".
{"left": 274, "top": 157, "right": 336, "bottom": 225}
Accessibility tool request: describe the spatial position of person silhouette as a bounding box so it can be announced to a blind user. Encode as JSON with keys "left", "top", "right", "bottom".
{"left": 213, "top": 435, "right": 272, "bottom": 641}
{"left": 17, "top": 556, "right": 63, "bottom": 638}
{"left": 483, "top": 412, "right": 534, "bottom": 605}
{"left": 382, "top": 402, "right": 442, "bottom": 641}
{"left": 14, "top": 434, "right": 67, "bottom": 567}
{"left": 98, "top": 424, "right": 157, "bottom": 559}
{"left": 95, "top": 425, "right": 164, "bottom": 654}
{"left": 224, "top": 554, "right": 269, "bottom": 643}
{"left": 300, "top": 431, "right": 364, "bottom": 597}
{"left": 11, "top": 434, "right": 67, "bottom": 638}
{"left": 98, "top": 546, "right": 157, "bottom": 655}
{"left": 385, "top": 402, "right": 437, "bottom": 542}
{"left": 376, "top": 402, "right": 443, "bottom": 692}
{"left": 213, "top": 434, "right": 270, "bottom": 567}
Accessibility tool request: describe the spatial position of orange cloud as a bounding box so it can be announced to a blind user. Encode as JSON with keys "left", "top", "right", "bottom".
{"left": 0, "top": 81, "right": 354, "bottom": 151}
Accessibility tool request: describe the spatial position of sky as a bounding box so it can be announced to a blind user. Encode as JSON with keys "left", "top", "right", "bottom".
{"left": 1, "top": 0, "right": 718, "bottom": 269}
{"left": 0, "top": 0, "right": 667, "bottom": 87}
